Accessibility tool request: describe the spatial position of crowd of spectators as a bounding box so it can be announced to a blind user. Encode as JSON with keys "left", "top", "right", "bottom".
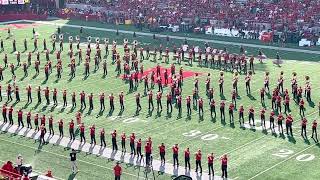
{"left": 0, "top": 161, "right": 21, "bottom": 179}
{"left": 0, "top": 156, "right": 54, "bottom": 180}
{"left": 63, "top": 0, "right": 320, "bottom": 32}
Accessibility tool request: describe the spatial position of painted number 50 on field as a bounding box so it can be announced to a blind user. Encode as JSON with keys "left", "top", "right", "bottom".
{"left": 182, "top": 130, "right": 223, "bottom": 141}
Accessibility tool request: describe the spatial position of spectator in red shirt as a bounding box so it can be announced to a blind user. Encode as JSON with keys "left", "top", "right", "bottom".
{"left": 114, "top": 162, "right": 122, "bottom": 180}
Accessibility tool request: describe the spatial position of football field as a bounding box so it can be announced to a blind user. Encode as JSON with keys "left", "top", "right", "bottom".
{"left": 0, "top": 19, "right": 320, "bottom": 180}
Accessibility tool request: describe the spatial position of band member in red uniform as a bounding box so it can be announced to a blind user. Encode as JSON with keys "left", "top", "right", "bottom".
{"left": 239, "top": 105, "right": 244, "bottom": 126}
{"left": 2, "top": 104, "right": 7, "bottom": 124}
{"left": 301, "top": 117, "right": 307, "bottom": 138}
{"left": 80, "top": 91, "right": 86, "bottom": 110}
{"left": 109, "top": 93, "right": 115, "bottom": 111}
{"left": 33, "top": 113, "right": 39, "bottom": 131}
{"left": 260, "top": 88, "right": 265, "bottom": 104}
{"left": 286, "top": 114, "right": 293, "bottom": 136}
{"left": 7, "top": 84, "right": 12, "bottom": 103}
{"left": 58, "top": 119, "right": 64, "bottom": 137}
{"left": 172, "top": 144, "right": 179, "bottom": 167}
{"left": 90, "top": 125, "right": 96, "bottom": 145}
{"left": 130, "top": 133, "right": 135, "bottom": 155}
{"left": 278, "top": 113, "right": 284, "bottom": 134}
{"left": 208, "top": 153, "right": 214, "bottom": 176}
{"left": 176, "top": 95, "right": 182, "bottom": 115}
{"left": 100, "top": 128, "right": 106, "bottom": 147}
{"left": 184, "top": 147, "right": 191, "bottom": 170}
{"left": 136, "top": 138, "right": 142, "bottom": 158}
{"left": 98, "top": 93, "right": 104, "bottom": 112}
{"left": 26, "top": 85, "right": 32, "bottom": 104}
{"left": 284, "top": 94, "right": 290, "bottom": 114}
{"left": 158, "top": 143, "right": 166, "bottom": 164}
{"left": 111, "top": 130, "right": 118, "bottom": 151}
{"left": 231, "top": 89, "right": 237, "bottom": 108}
{"left": 221, "top": 154, "right": 228, "bottom": 178}
{"left": 276, "top": 94, "right": 282, "bottom": 113}
{"left": 143, "top": 75, "right": 149, "bottom": 94}
{"left": 15, "top": 86, "right": 20, "bottom": 102}
{"left": 8, "top": 106, "right": 13, "bottom": 125}
{"left": 195, "top": 149, "right": 202, "bottom": 174}
{"left": 76, "top": 112, "right": 82, "bottom": 125}
{"left": 17, "top": 109, "right": 24, "bottom": 127}
{"left": 198, "top": 98, "right": 204, "bottom": 117}
{"left": 39, "top": 124, "right": 47, "bottom": 145}
{"left": 299, "top": 98, "right": 305, "bottom": 117}
{"left": 260, "top": 108, "right": 266, "bottom": 129}
{"left": 311, "top": 120, "right": 318, "bottom": 142}
{"left": 248, "top": 106, "right": 255, "bottom": 126}
{"left": 166, "top": 93, "right": 172, "bottom": 114}
{"left": 145, "top": 90, "right": 153, "bottom": 110}
{"left": 245, "top": 71, "right": 252, "bottom": 95}
{"left": 119, "top": 92, "right": 124, "bottom": 111}
{"left": 121, "top": 132, "right": 126, "bottom": 152}
{"left": 79, "top": 123, "right": 86, "bottom": 143}
{"left": 192, "top": 88, "right": 198, "bottom": 107}
{"left": 186, "top": 96, "right": 191, "bottom": 116}
{"left": 52, "top": 88, "right": 58, "bottom": 105}
{"left": 156, "top": 91, "right": 162, "bottom": 111}
{"left": 134, "top": 93, "right": 141, "bottom": 112}
{"left": 220, "top": 100, "right": 225, "bottom": 121}
{"left": 44, "top": 87, "right": 50, "bottom": 105}
{"left": 269, "top": 111, "right": 275, "bottom": 132}
{"left": 48, "top": 116, "right": 54, "bottom": 135}
{"left": 145, "top": 142, "right": 152, "bottom": 166}
{"left": 278, "top": 71, "right": 284, "bottom": 94}
{"left": 69, "top": 119, "right": 75, "bottom": 141}
{"left": 36, "top": 86, "right": 41, "bottom": 104}
{"left": 229, "top": 103, "right": 235, "bottom": 124}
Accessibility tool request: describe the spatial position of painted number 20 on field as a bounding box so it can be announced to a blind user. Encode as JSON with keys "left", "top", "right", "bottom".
{"left": 272, "top": 149, "right": 315, "bottom": 162}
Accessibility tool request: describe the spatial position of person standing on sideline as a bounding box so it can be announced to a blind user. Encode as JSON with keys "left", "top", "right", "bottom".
{"left": 114, "top": 162, "right": 122, "bottom": 180}
{"left": 184, "top": 147, "right": 191, "bottom": 170}
{"left": 221, "top": 154, "right": 228, "bottom": 179}
{"left": 208, "top": 153, "right": 214, "bottom": 176}
{"left": 172, "top": 144, "right": 179, "bottom": 167}
{"left": 70, "top": 149, "right": 78, "bottom": 174}
{"left": 195, "top": 149, "right": 202, "bottom": 174}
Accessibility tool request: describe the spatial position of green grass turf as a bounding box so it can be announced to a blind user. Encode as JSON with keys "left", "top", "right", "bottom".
{"left": 0, "top": 20, "right": 320, "bottom": 180}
